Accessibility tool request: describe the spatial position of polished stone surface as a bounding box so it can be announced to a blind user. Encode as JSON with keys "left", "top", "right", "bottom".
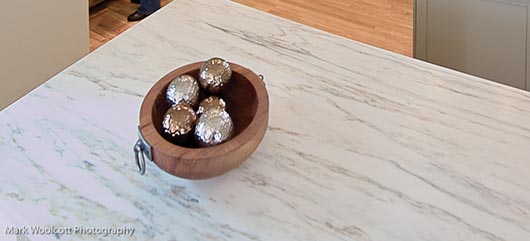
{"left": 1, "top": 0, "right": 530, "bottom": 240}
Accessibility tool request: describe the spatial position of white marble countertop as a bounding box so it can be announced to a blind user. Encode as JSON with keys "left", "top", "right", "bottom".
{"left": 1, "top": 0, "right": 530, "bottom": 240}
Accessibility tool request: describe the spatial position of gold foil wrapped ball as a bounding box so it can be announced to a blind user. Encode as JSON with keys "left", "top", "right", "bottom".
{"left": 196, "top": 96, "right": 227, "bottom": 116}
{"left": 194, "top": 108, "right": 234, "bottom": 147}
{"left": 166, "top": 74, "right": 200, "bottom": 107}
{"left": 162, "top": 103, "right": 197, "bottom": 144}
{"left": 198, "top": 57, "right": 232, "bottom": 93}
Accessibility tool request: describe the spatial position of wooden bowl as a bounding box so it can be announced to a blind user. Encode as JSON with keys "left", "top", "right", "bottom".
{"left": 138, "top": 62, "right": 269, "bottom": 179}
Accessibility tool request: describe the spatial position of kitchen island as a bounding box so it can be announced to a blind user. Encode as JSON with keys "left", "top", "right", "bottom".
{"left": 1, "top": 0, "right": 530, "bottom": 240}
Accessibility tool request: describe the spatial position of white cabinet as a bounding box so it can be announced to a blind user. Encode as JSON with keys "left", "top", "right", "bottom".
{"left": 414, "top": 0, "right": 530, "bottom": 90}
{"left": 0, "top": 1, "right": 89, "bottom": 110}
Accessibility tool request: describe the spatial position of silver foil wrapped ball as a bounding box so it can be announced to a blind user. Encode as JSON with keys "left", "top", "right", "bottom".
{"left": 194, "top": 108, "right": 234, "bottom": 147}
{"left": 166, "top": 74, "right": 200, "bottom": 107}
{"left": 162, "top": 103, "right": 197, "bottom": 144}
{"left": 199, "top": 57, "right": 232, "bottom": 93}
{"left": 196, "top": 96, "right": 227, "bottom": 116}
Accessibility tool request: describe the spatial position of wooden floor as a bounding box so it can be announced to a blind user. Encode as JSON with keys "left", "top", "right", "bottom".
{"left": 90, "top": 0, "right": 413, "bottom": 56}
{"left": 233, "top": 0, "right": 413, "bottom": 56}
{"left": 89, "top": 0, "right": 172, "bottom": 51}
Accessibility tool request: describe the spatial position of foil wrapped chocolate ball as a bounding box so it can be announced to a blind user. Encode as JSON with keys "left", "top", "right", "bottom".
{"left": 196, "top": 96, "right": 227, "bottom": 116}
{"left": 194, "top": 108, "right": 234, "bottom": 147}
{"left": 199, "top": 57, "right": 232, "bottom": 93}
{"left": 162, "top": 103, "right": 197, "bottom": 144}
{"left": 166, "top": 74, "right": 200, "bottom": 107}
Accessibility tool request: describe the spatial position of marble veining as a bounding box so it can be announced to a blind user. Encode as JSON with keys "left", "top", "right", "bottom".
{"left": 1, "top": 0, "right": 530, "bottom": 240}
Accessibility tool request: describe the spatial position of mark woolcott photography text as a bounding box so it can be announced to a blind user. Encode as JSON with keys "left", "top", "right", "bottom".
{"left": 5, "top": 225, "right": 135, "bottom": 237}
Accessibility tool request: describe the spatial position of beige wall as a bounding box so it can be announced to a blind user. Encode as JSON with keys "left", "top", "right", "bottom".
{"left": 0, "top": 1, "right": 89, "bottom": 110}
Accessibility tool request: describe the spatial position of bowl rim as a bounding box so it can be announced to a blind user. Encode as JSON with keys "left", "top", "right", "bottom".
{"left": 139, "top": 61, "right": 269, "bottom": 160}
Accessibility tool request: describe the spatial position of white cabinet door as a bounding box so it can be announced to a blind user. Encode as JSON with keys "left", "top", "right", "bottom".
{"left": 414, "top": 0, "right": 530, "bottom": 90}
{"left": 0, "top": 1, "right": 89, "bottom": 110}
